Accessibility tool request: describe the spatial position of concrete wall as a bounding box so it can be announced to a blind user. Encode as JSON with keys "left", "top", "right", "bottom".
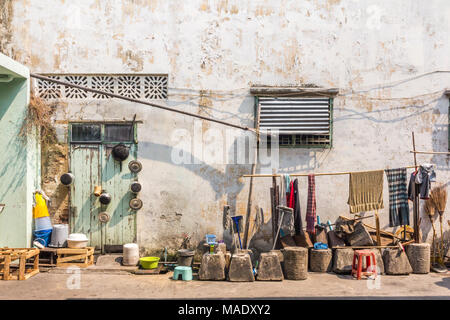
{"left": 0, "top": 53, "right": 37, "bottom": 248}
{"left": 3, "top": 0, "right": 450, "bottom": 253}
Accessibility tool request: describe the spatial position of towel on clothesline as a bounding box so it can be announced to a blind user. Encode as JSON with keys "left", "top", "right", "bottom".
{"left": 385, "top": 168, "right": 410, "bottom": 227}
{"left": 348, "top": 170, "right": 384, "bottom": 213}
{"left": 306, "top": 174, "right": 316, "bottom": 234}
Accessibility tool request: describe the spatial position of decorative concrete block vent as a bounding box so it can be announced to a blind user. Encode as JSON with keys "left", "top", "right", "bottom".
{"left": 283, "top": 247, "right": 308, "bottom": 280}
{"left": 383, "top": 248, "right": 413, "bottom": 275}
{"left": 406, "top": 243, "right": 430, "bottom": 274}
{"left": 198, "top": 252, "right": 226, "bottom": 281}
{"left": 256, "top": 252, "right": 284, "bottom": 281}
{"left": 332, "top": 248, "right": 354, "bottom": 274}
{"left": 228, "top": 253, "right": 255, "bottom": 282}
{"left": 309, "top": 249, "right": 332, "bottom": 272}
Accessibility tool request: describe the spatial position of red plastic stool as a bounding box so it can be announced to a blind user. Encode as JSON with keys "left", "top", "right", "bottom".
{"left": 351, "top": 250, "right": 377, "bottom": 280}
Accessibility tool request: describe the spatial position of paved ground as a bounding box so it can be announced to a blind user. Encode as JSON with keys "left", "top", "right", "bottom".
{"left": 0, "top": 269, "right": 449, "bottom": 299}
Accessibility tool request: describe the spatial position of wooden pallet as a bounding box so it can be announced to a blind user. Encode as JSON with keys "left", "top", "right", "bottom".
{"left": 56, "top": 247, "right": 94, "bottom": 268}
{"left": 0, "top": 248, "right": 40, "bottom": 280}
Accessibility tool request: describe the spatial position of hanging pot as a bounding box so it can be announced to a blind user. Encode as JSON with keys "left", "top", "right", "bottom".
{"left": 99, "top": 192, "right": 112, "bottom": 205}
{"left": 112, "top": 144, "right": 130, "bottom": 161}
{"left": 130, "top": 181, "right": 142, "bottom": 193}
{"left": 128, "top": 160, "right": 142, "bottom": 173}
{"left": 129, "top": 198, "right": 143, "bottom": 210}
{"left": 60, "top": 173, "right": 74, "bottom": 186}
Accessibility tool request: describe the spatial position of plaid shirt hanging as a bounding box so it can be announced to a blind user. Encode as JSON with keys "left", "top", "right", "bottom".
{"left": 385, "top": 168, "right": 410, "bottom": 227}
{"left": 306, "top": 174, "right": 317, "bottom": 234}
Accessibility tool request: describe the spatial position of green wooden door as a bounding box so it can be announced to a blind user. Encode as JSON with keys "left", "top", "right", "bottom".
{"left": 101, "top": 144, "right": 137, "bottom": 249}
{"left": 69, "top": 144, "right": 103, "bottom": 248}
{"left": 69, "top": 123, "right": 138, "bottom": 253}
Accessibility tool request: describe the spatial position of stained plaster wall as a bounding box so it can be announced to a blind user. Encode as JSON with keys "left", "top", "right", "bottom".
{"left": 3, "top": 0, "right": 450, "bottom": 254}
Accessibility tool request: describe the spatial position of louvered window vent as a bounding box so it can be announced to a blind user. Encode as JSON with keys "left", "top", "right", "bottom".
{"left": 258, "top": 97, "right": 332, "bottom": 148}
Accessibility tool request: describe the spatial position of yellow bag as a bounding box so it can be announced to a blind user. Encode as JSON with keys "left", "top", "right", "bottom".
{"left": 33, "top": 193, "right": 50, "bottom": 219}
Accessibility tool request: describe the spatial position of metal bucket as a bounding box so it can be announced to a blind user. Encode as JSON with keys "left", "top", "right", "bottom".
{"left": 48, "top": 224, "right": 69, "bottom": 247}
{"left": 177, "top": 249, "right": 195, "bottom": 267}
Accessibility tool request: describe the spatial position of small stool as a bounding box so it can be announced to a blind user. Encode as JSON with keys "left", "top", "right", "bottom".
{"left": 351, "top": 250, "right": 377, "bottom": 280}
{"left": 173, "top": 266, "right": 193, "bottom": 281}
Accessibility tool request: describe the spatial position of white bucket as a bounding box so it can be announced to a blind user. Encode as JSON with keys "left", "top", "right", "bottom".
{"left": 123, "top": 243, "right": 139, "bottom": 266}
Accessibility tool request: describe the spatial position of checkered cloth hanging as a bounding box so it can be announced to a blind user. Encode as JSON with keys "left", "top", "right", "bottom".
{"left": 385, "top": 168, "right": 410, "bottom": 227}
{"left": 306, "top": 174, "right": 317, "bottom": 234}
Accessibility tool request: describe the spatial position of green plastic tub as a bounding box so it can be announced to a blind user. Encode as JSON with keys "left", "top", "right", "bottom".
{"left": 140, "top": 257, "right": 160, "bottom": 269}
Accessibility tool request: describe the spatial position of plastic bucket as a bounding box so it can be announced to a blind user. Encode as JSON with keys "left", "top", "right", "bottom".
{"left": 49, "top": 224, "right": 69, "bottom": 247}
{"left": 34, "top": 229, "right": 53, "bottom": 247}
{"left": 140, "top": 257, "right": 160, "bottom": 269}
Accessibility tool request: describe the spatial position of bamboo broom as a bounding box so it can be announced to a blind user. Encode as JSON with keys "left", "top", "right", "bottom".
{"left": 424, "top": 198, "right": 438, "bottom": 263}
{"left": 429, "top": 185, "right": 447, "bottom": 264}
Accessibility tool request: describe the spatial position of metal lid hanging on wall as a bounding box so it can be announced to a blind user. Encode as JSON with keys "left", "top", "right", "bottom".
{"left": 129, "top": 198, "right": 143, "bottom": 210}
{"left": 128, "top": 160, "right": 142, "bottom": 173}
{"left": 98, "top": 212, "right": 110, "bottom": 223}
{"left": 112, "top": 144, "right": 130, "bottom": 161}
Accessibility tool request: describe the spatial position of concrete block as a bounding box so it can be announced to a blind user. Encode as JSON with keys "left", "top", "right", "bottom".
{"left": 198, "top": 252, "right": 226, "bottom": 280}
{"left": 224, "top": 252, "right": 232, "bottom": 271}
{"left": 332, "top": 248, "right": 354, "bottom": 274}
{"left": 406, "top": 243, "right": 430, "bottom": 274}
{"left": 314, "top": 228, "right": 328, "bottom": 245}
{"left": 309, "top": 249, "right": 332, "bottom": 272}
{"left": 293, "top": 232, "right": 313, "bottom": 248}
{"left": 367, "top": 249, "right": 385, "bottom": 274}
{"left": 327, "top": 231, "right": 346, "bottom": 248}
{"left": 383, "top": 248, "right": 413, "bottom": 275}
{"left": 283, "top": 247, "right": 308, "bottom": 280}
{"left": 218, "top": 242, "right": 227, "bottom": 255}
{"left": 228, "top": 253, "right": 255, "bottom": 282}
{"left": 347, "top": 222, "right": 374, "bottom": 246}
{"left": 256, "top": 252, "right": 283, "bottom": 281}
{"left": 280, "top": 235, "right": 296, "bottom": 248}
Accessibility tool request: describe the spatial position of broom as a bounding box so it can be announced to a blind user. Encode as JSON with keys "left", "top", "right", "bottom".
{"left": 430, "top": 185, "right": 447, "bottom": 264}
{"left": 424, "top": 198, "right": 438, "bottom": 263}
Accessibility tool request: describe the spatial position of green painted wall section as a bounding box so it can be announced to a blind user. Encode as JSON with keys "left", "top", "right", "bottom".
{"left": 0, "top": 54, "right": 38, "bottom": 248}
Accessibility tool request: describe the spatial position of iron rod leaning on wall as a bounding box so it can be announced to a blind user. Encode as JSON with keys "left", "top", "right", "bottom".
{"left": 410, "top": 150, "right": 450, "bottom": 155}
{"left": 241, "top": 165, "right": 417, "bottom": 178}
{"left": 30, "top": 73, "right": 256, "bottom": 133}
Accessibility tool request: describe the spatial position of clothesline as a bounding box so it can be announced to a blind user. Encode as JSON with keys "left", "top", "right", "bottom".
{"left": 410, "top": 150, "right": 450, "bottom": 155}
{"left": 242, "top": 165, "right": 417, "bottom": 178}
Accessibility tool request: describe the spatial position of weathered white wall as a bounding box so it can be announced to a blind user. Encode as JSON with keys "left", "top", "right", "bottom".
{"left": 3, "top": 0, "right": 450, "bottom": 253}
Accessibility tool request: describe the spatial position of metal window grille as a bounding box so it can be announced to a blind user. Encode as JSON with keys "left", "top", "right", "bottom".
{"left": 35, "top": 74, "right": 168, "bottom": 101}
{"left": 258, "top": 97, "right": 332, "bottom": 148}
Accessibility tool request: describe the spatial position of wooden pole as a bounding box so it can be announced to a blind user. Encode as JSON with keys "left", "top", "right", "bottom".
{"left": 242, "top": 166, "right": 416, "bottom": 178}
{"left": 412, "top": 132, "right": 420, "bottom": 243}
{"left": 242, "top": 99, "right": 261, "bottom": 249}
{"left": 375, "top": 210, "right": 381, "bottom": 246}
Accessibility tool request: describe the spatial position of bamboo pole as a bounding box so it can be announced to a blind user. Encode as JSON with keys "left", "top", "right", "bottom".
{"left": 412, "top": 132, "right": 420, "bottom": 243}
{"left": 410, "top": 150, "right": 450, "bottom": 155}
{"left": 242, "top": 166, "right": 416, "bottom": 178}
